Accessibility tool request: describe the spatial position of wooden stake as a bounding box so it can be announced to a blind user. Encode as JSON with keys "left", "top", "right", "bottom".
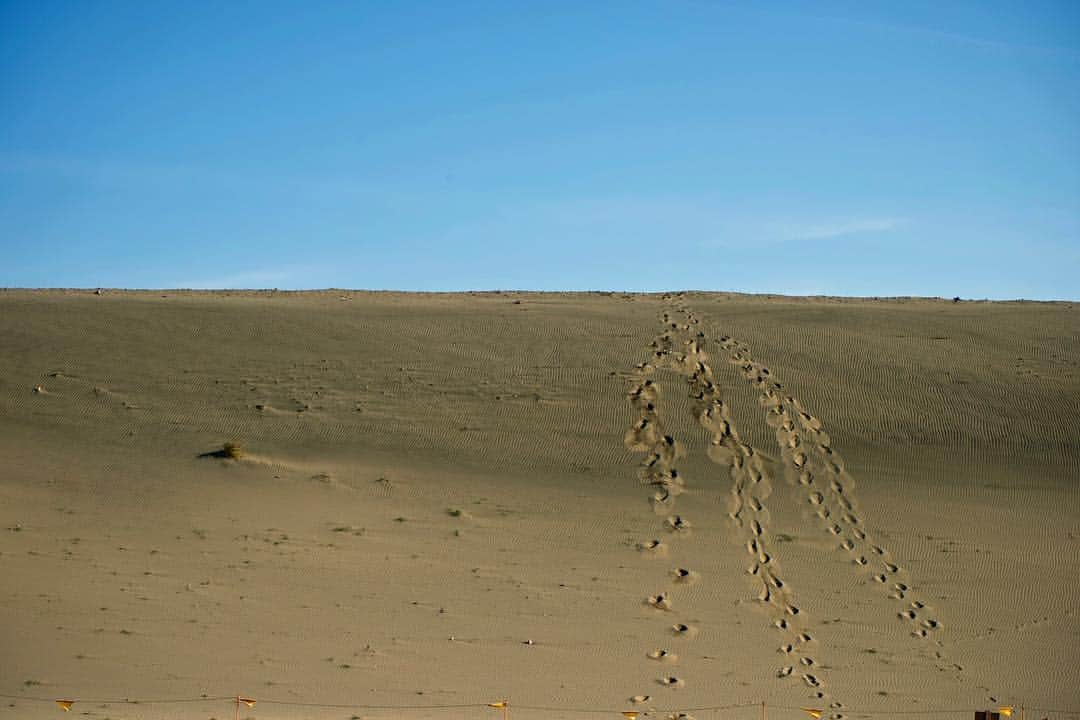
{"left": 235, "top": 696, "right": 240, "bottom": 720}
{"left": 762, "top": 701, "right": 767, "bottom": 720}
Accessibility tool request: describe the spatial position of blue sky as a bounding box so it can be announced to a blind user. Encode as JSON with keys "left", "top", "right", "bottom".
{"left": 1, "top": 1, "right": 1078, "bottom": 298}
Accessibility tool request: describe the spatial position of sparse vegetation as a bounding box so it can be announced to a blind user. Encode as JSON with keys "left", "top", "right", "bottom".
{"left": 447, "top": 508, "right": 463, "bottom": 517}
{"left": 198, "top": 442, "right": 243, "bottom": 460}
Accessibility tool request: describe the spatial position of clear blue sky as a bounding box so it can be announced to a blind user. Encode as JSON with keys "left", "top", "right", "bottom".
{"left": 2, "top": 1, "right": 1078, "bottom": 298}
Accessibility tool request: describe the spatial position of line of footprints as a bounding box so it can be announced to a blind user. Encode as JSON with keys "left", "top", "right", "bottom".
{"left": 624, "top": 307, "right": 700, "bottom": 720}
{"left": 624, "top": 296, "right": 949, "bottom": 718}
{"left": 626, "top": 300, "right": 835, "bottom": 716}
{"left": 716, "top": 331, "right": 949, "bottom": 661}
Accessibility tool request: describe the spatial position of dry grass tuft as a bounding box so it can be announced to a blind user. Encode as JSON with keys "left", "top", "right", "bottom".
{"left": 198, "top": 442, "right": 244, "bottom": 460}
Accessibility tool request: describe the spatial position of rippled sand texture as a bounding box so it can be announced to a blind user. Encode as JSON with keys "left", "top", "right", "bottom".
{"left": 0, "top": 290, "right": 1077, "bottom": 720}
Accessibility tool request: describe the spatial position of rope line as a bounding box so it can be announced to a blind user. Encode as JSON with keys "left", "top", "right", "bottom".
{"left": 0, "top": 693, "right": 234, "bottom": 704}
{"left": 1, "top": 692, "right": 1076, "bottom": 715}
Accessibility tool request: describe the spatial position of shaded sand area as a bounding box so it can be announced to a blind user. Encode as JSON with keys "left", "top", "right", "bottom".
{"left": 1, "top": 290, "right": 1078, "bottom": 720}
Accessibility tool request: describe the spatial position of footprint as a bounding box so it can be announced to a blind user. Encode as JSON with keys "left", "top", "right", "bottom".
{"left": 651, "top": 489, "right": 672, "bottom": 508}
{"left": 666, "top": 515, "right": 691, "bottom": 532}
{"left": 658, "top": 676, "right": 685, "bottom": 688}
{"left": 648, "top": 594, "right": 672, "bottom": 611}
{"left": 672, "top": 568, "right": 697, "bottom": 583}
{"left": 647, "top": 649, "right": 677, "bottom": 661}
{"left": 777, "top": 666, "right": 793, "bottom": 678}
{"left": 803, "top": 674, "right": 821, "bottom": 687}
{"left": 800, "top": 656, "right": 815, "bottom": 666}
{"left": 765, "top": 409, "right": 787, "bottom": 427}
{"left": 707, "top": 441, "right": 737, "bottom": 465}
{"left": 840, "top": 538, "right": 855, "bottom": 551}
{"left": 638, "top": 539, "right": 666, "bottom": 553}
{"left": 630, "top": 695, "right": 651, "bottom": 705}
{"left": 656, "top": 435, "right": 684, "bottom": 462}
{"left": 670, "top": 623, "right": 697, "bottom": 637}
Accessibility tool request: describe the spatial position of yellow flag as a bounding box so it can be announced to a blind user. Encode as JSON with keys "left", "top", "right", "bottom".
{"left": 802, "top": 709, "right": 823, "bottom": 719}
{"left": 622, "top": 713, "right": 640, "bottom": 719}
{"left": 55, "top": 700, "right": 74, "bottom": 712}
{"left": 239, "top": 698, "right": 257, "bottom": 707}
{"left": 998, "top": 708, "right": 1014, "bottom": 717}
{"left": 488, "top": 702, "right": 508, "bottom": 708}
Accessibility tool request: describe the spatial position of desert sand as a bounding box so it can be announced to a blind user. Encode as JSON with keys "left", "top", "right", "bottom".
{"left": 0, "top": 290, "right": 1077, "bottom": 720}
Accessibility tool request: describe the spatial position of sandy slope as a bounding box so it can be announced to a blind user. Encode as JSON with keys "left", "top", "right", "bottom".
{"left": 0, "top": 290, "right": 1077, "bottom": 720}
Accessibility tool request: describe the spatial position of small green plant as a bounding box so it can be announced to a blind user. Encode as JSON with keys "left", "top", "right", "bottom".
{"left": 393, "top": 517, "right": 407, "bottom": 523}
{"left": 447, "top": 508, "right": 463, "bottom": 517}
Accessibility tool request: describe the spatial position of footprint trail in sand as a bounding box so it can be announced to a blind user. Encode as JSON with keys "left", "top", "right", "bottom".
{"left": 716, "top": 331, "right": 947, "bottom": 648}
{"left": 624, "top": 296, "right": 839, "bottom": 716}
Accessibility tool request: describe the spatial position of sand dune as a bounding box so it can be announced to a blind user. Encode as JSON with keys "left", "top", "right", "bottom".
{"left": 0, "top": 289, "right": 1078, "bottom": 719}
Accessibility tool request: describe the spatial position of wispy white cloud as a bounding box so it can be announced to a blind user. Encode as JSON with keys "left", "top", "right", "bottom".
{"left": 783, "top": 217, "right": 907, "bottom": 242}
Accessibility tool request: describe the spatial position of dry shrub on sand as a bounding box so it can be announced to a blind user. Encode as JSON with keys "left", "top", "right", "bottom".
{"left": 199, "top": 442, "right": 244, "bottom": 460}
